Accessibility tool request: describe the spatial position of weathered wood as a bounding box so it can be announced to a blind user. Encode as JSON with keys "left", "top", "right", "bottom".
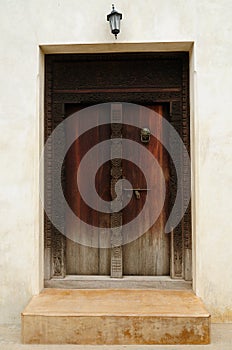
{"left": 54, "top": 87, "right": 182, "bottom": 93}
{"left": 44, "top": 58, "right": 53, "bottom": 280}
{"left": 110, "top": 103, "right": 123, "bottom": 278}
{"left": 65, "top": 104, "right": 111, "bottom": 275}
{"left": 185, "top": 248, "right": 192, "bottom": 281}
{"left": 122, "top": 104, "right": 170, "bottom": 275}
{"left": 169, "top": 101, "right": 184, "bottom": 278}
{"left": 51, "top": 103, "right": 66, "bottom": 278}
{"left": 170, "top": 229, "right": 175, "bottom": 279}
{"left": 182, "top": 56, "right": 192, "bottom": 281}
{"left": 44, "top": 52, "right": 191, "bottom": 281}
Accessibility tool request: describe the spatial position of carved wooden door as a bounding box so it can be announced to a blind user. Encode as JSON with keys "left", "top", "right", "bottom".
{"left": 44, "top": 53, "right": 191, "bottom": 284}
{"left": 65, "top": 103, "right": 170, "bottom": 277}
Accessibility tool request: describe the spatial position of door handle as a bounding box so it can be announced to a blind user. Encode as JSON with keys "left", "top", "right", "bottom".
{"left": 123, "top": 188, "right": 151, "bottom": 200}
{"left": 134, "top": 190, "right": 140, "bottom": 199}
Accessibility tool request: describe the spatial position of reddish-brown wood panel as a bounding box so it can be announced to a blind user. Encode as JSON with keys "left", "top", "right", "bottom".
{"left": 65, "top": 104, "right": 111, "bottom": 275}
{"left": 122, "top": 105, "right": 170, "bottom": 275}
{"left": 65, "top": 103, "right": 170, "bottom": 276}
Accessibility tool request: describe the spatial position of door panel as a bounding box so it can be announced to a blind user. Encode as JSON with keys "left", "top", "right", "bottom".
{"left": 65, "top": 103, "right": 170, "bottom": 276}
{"left": 65, "top": 104, "right": 111, "bottom": 275}
{"left": 122, "top": 105, "right": 170, "bottom": 275}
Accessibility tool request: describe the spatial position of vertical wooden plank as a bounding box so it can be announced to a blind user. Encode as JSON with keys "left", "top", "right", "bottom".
{"left": 51, "top": 102, "right": 66, "bottom": 278}
{"left": 97, "top": 105, "right": 111, "bottom": 275}
{"left": 170, "top": 228, "right": 175, "bottom": 278}
{"left": 182, "top": 55, "right": 192, "bottom": 281}
{"left": 65, "top": 105, "right": 111, "bottom": 275}
{"left": 184, "top": 249, "right": 192, "bottom": 281}
{"left": 110, "top": 104, "right": 123, "bottom": 278}
{"left": 44, "top": 57, "right": 53, "bottom": 279}
{"left": 64, "top": 104, "right": 111, "bottom": 275}
{"left": 122, "top": 104, "right": 170, "bottom": 276}
{"left": 169, "top": 101, "right": 184, "bottom": 278}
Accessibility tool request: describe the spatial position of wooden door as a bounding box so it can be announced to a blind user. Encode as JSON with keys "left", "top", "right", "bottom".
{"left": 65, "top": 103, "right": 170, "bottom": 276}
{"left": 65, "top": 104, "right": 111, "bottom": 275}
{"left": 44, "top": 52, "right": 191, "bottom": 283}
{"left": 122, "top": 104, "right": 170, "bottom": 276}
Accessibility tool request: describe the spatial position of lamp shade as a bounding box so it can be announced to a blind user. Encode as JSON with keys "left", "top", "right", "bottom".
{"left": 107, "top": 5, "right": 122, "bottom": 39}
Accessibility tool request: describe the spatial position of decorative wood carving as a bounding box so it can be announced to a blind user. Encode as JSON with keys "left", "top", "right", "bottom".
{"left": 52, "top": 53, "right": 182, "bottom": 90}
{"left": 169, "top": 101, "right": 183, "bottom": 278}
{"left": 110, "top": 104, "right": 123, "bottom": 278}
{"left": 182, "top": 55, "right": 192, "bottom": 280}
{"left": 53, "top": 91, "right": 181, "bottom": 104}
{"left": 44, "top": 59, "right": 53, "bottom": 280}
{"left": 44, "top": 52, "right": 191, "bottom": 281}
{"left": 45, "top": 61, "right": 66, "bottom": 278}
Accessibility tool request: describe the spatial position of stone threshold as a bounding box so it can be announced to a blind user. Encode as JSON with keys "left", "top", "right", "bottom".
{"left": 45, "top": 275, "right": 192, "bottom": 290}
{"left": 22, "top": 288, "right": 210, "bottom": 345}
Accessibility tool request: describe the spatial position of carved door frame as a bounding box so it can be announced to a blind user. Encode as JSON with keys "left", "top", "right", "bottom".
{"left": 44, "top": 52, "right": 191, "bottom": 286}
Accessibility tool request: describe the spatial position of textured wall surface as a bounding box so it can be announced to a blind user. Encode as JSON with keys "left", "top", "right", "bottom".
{"left": 0, "top": 0, "right": 232, "bottom": 323}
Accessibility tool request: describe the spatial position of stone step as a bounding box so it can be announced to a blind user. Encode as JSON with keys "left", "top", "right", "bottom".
{"left": 22, "top": 288, "right": 210, "bottom": 345}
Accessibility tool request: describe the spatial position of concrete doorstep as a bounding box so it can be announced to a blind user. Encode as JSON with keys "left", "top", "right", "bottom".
{"left": 21, "top": 289, "right": 210, "bottom": 345}
{"left": 0, "top": 323, "right": 232, "bottom": 349}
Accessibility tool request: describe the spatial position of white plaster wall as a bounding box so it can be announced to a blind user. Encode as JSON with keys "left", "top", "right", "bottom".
{"left": 0, "top": 0, "right": 232, "bottom": 323}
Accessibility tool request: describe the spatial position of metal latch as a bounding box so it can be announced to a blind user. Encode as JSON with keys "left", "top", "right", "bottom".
{"left": 124, "top": 188, "right": 151, "bottom": 200}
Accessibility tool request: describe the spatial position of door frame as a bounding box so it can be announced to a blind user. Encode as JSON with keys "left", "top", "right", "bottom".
{"left": 44, "top": 52, "right": 191, "bottom": 287}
